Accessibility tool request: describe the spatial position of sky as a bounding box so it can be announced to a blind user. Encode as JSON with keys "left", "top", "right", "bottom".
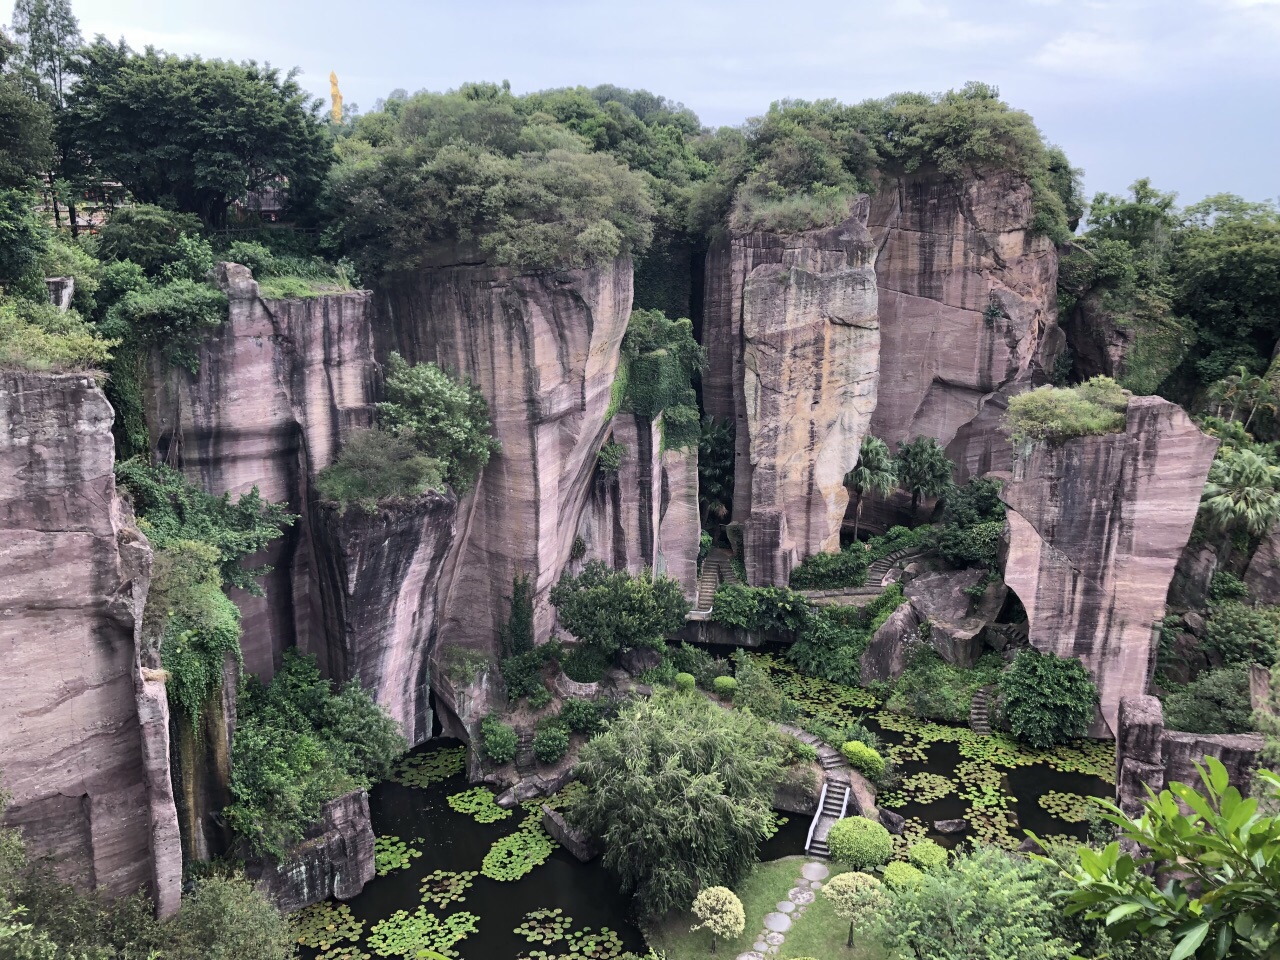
{"left": 52, "top": 0, "right": 1280, "bottom": 206}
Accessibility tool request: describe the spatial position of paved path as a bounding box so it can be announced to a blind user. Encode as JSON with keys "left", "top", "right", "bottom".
{"left": 736, "top": 860, "right": 830, "bottom": 960}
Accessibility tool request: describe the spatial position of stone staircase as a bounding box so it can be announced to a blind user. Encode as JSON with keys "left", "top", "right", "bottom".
{"left": 988, "top": 621, "right": 1030, "bottom": 659}
{"left": 515, "top": 729, "right": 536, "bottom": 773}
{"left": 866, "top": 547, "right": 924, "bottom": 587}
{"left": 694, "top": 548, "right": 739, "bottom": 612}
{"left": 806, "top": 775, "right": 849, "bottom": 860}
{"left": 970, "top": 685, "right": 994, "bottom": 736}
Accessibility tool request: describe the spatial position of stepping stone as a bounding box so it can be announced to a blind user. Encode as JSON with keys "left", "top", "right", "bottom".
{"left": 735, "top": 954, "right": 764, "bottom": 960}
{"left": 754, "top": 942, "right": 769, "bottom": 953}
{"left": 811, "top": 880, "right": 823, "bottom": 889}
{"left": 765, "top": 931, "right": 786, "bottom": 945}
{"left": 788, "top": 887, "right": 815, "bottom": 905}
{"left": 776, "top": 901, "right": 796, "bottom": 913}
{"left": 802, "top": 861, "right": 830, "bottom": 881}
{"left": 763, "top": 912, "right": 792, "bottom": 933}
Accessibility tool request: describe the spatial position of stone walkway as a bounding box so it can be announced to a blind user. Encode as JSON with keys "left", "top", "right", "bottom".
{"left": 736, "top": 860, "right": 829, "bottom": 960}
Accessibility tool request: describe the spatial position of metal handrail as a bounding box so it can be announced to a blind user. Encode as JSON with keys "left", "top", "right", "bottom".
{"left": 804, "top": 781, "right": 829, "bottom": 852}
{"left": 837, "top": 785, "right": 850, "bottom": 821}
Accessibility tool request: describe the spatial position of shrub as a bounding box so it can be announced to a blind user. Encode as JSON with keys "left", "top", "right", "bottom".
{"left": 0, "top": 294, "right": 115, "bottom": 370}
{"left": 480, "top": 713, "right": 517, "bottom": 764}
{"left": 669, "top": 641, "right": 730, "bottom": 688}
{"left": 712, "top": 675, "right": 739, "bottom": 699}
{"left": 788, "top": 586, "right": 905, "bottom": 685}
{"left": 689, "top": 886, "right": 746, "bottom": 951}
{"left": 102, "top": 277, "right": 228, "bottom": 372}
{"left": 1006, "top": 377, "right": 1128, "bottom": 444}
{"left": 826, "top": 816, "right": 893, "bottom": 869}
{"left": 674, "top": 672, "right": 696, "bottom": 693}
{"left": 883, "top": 861, "right": 925, "bottom": 891}
{"left": 937, "top": 520, "right": 1004, "bottom": 569}
{"left": 885, "top": 648, "right": 1004, "bottom": 723}
{"left": 711, "top": 584, "right": 810, "bottom": 634}
{"left": 841, "top": 741, "right": 886, "bottom": 782}
{"left": 315, "top": 427, "right": 444, "bottom": 509}
{"left": 532, "top": 724, "right": 570, "bottom": 764}
{"left": 999, "top": 649, "right": 1098, "bottom": 748}
{"left": 942, "top": 477, "right": 1006, "bottom": 527}
{"left": 1208, "top": 570, "right": 1248, "bottom": 601}
{"left": 597, "top": 439, "right": 625, "bottom": 472}
{"left": 618, "top": 309, "right": 706, "bottom": 450}
{"left": 378, "top": 353, "right": 500, "bottom": 492}
{"left": 906, "top": 839, "right": 949, "bottom": 872}
{"left": 559, "top": 697, "right": 606, "bottom": 735}
{"left": 1161, "top": 665, "right": 1255, "bottom": 734}
{"left": 786, "top": 738, "right": 819, "bottom": 765}
{"left": 731, "top": 650, "right": 792, "bottom": 721}
{"left": 226, "top": 651, "right": 406, "bottom": 857}
{"left": 97, "top": 204, "right": 204, "bottom": 276}
{"left": 164, "top": 874, "right": 296, "bottom": 960}
{"left": 528, "top": 685, "right": 553, "bottom": 709}
{"left": 1206, "top": 599, "right": 1280, "bottom": 666}
{"left": 550, "top": 561, "right": 690, "bottom": 657}
{"left": 501, "top": 649, "right": 545, "bottom": 701}
{"left": 789, "top": 546, "right": 869, "bottom": 589}
{"left": 562, "top": 643, "right": 610, "bottom": 683}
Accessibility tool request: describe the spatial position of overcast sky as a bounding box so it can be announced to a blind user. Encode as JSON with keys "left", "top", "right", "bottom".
{"left": 52, "top": 0, "right": 1280, "bottom": 206}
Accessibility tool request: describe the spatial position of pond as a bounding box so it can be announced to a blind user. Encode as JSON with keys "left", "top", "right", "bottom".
{"left": 294, "top": 657, "right": 1115, "bottom": 959}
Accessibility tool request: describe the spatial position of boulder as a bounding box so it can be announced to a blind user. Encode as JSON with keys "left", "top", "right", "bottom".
{"left": 903, "top": 569, "right": 1005, "bottom": 668}
{"left": 860, "top": 602, "right": 922, "bottom": 683}
{"left": 0, "top": 372, "right": 182, "bottom": 916}
{"left": 703, "top": 207, "right": 879, "bottom": 585}
{"left": 879, "top": 809, "right": 906, "bottom": 835}
{"left": 541, "top": 807, "right": 598, "bottom": 862}
{"left": 247, "top": 789, "right": 374, "bottom": 912}
{"left": 933, "top": 818, "right": 967, "bottom": 834}
{"left": 866, "top": 169, "right": 1059, "bottom": 481}
{"left": 1181, "top": 611, "right": 1206, "bottom": 638}
{"left": 1002, "top": 398, "right": 1218, "bottom": 736}
{"left": 1169, "top": 544, "right": 1218, "bottom": 609}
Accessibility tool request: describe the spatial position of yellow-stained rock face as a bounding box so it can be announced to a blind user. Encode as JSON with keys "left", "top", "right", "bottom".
{"left": 705, "top": 207, "right": 880, "bottom": 585}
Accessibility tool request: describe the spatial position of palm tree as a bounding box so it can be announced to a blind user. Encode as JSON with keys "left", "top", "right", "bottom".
{"left": 895, "top": 436, "right": 954, "bottom": 517}
{"left": 698, "top": 417, "right": 735, "bottom": 529}
{"left": 845, "top": 435, "right": 896, "bottom": 541}
{"left": 1200, "top": 447, "right": 1280, "bottom": 562}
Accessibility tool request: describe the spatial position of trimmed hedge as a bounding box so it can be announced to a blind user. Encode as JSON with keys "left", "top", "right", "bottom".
{"left": 883, "top": 861, "right": 925, "bottom": 891}
{"left": 906, "top": 839, "right": 948, "bottom": 872}
{"left": 841, "top": 740, "right": 887, "bottom": 782}
{"left": 712, "top": 675, "right": 739, "bottom": 698}
{"left": 826, "top": 816, "right": 893, "bottom": 869}
{"left": 674, "top": 672, "right": 696, "bottom": 693}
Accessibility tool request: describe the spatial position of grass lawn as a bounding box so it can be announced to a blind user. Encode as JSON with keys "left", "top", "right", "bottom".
{"left": 645, "top": 857, "right": 894, "bottom": 960}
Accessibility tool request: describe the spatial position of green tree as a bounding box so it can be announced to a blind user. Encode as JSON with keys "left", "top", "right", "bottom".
{"left": 1049, "top": 758, "right": 1280, "bottom": 960}
{"left": 1162, "top": 666, "right": 1256, "bottom": 735}
{"left": 163, "top": 874, "right": 295, "bottom": 960}
{"left": 698, "top": 417, "right": 735, "bottom": 527}
{"left": 95, "top": 204, "right": 204, "bottom": 276}
{"left": 894, "top": 436, "right": 954, "bottom": 515}
{"left": 567, "top": 690, "right": 784, "bottom": 917}
{"left": 690, "top": 886, "right": 745, "bottom": 953}
{"left": 63, "top": 39, "right": 331, "bottom": 226}
{"left": 999, "top": 649, "right": 1098, "bottom": 748}
{"left": 822, "top": 871, "right": 888, "bottom": 948}
{"left": 314, "top": 427, "right": 444, "bottom": 510}
{"left": 845, "top": 435, "right": 896, "bottom": 540}
{"left": 0, "top": 32, "right": 51, "bottom": 191}
{"left": 1199, "top": 447, "right": 1280, "bottom": 552}
{"left": 377, "top": 352, "right": 499, "bottom": 493}
{"left": 550, "top": 560, "right": 690, "bottom": 657}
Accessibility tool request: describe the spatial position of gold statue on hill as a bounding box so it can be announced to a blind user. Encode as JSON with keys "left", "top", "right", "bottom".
{"left": 330, "top": 71, "right": 343, "bottom": 124}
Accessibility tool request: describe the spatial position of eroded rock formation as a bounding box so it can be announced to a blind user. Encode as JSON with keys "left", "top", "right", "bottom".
{"left": 146, "top": 264, "right": 378, "bottom": 679}
{"left": 373, "top": 258, "right": 633, "bottom": 658}
{"left": 867, "top": 170, "right": 1060, "bottom": 480}
{"left": 703, "top": 206, "right": 879, "bottom": 585}
{"left": 1002, "top": 397, "right": 1217, "bottom": 735}
{"left": 0, "top": 372, "right": 182, "bottom": 916}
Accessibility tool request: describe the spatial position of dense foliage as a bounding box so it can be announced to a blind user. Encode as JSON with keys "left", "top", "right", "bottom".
{"left": 614, "top": 308, "right": 705, "bottom": 449}
{"left": 710, "top": 583, "right": 810, "bottom": 635}
{"left": 1006, "top": 377, "right": 1129, "bottom": 444}
{"left": 567, "top": 691, "right": 784, "bottom": 917}
{"left": 895, "top": 435, "right": 954, "bottom": 513}
{"left": 999, "top": 649, "right": 1098, "bottom": 748}
{"left": 1162, "top": 665, "right": 1256, "bottom": 735}
{"left": 313, "top": 427, "right": 444, "bottom": 509}
{"left": 226, "top": 651, "right": 405, "bottom": 857}
{"left": 885, "top": 647, "right": 1004, "bottom": 723}
{"left": 550, "top": 560, "right": 689, "bottom": 656}
{"left": 787, "top": 584, "right": 905, "bottom": 685}
{"left": 826, "top": 816, "right": 893, "bottom": 869}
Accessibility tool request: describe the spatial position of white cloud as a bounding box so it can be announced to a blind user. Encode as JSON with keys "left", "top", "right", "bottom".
{"left": 1030, "top": 30, "right": 1149, "bottom": 77}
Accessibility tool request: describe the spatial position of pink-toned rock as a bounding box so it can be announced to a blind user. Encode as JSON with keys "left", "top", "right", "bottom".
{"left": 1002, "top": 397, "right": 1217, "bottom": 736}
{"left": 374, "top": 258, "right": 633, "bottom": 658}
{"left": 867, "top": 170, "right": 1060, "bottom": 480}
{"left": 1244, "top": 524, "right": 1280, "bottom": 605}
{"left": 860, "top": 601, "right": 922, "bottom": 683}
{"left": 313, "top": 493, "right": 458, "bottom": 746}
{"left": 0, "top": 372, "right": 181, "bottom": 916}
{"left": 246, "top": 789, "right": 374, "bottom": 912}
{"left": 702, "top": 208, "right": 879, "bottom": 585}
{"left": 147, "top": 263, "right": 378, "bottom": 679}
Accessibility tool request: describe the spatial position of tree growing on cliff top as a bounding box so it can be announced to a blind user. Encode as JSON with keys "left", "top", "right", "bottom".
{"left": 568, "top": 690, "right": 783, "bottom": 917}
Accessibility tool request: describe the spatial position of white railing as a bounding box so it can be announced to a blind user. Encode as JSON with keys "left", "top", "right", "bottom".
{"left": 837, "top": 785, "right": 850, "bottom": 820}
{"left": 804, "top": 781, "right": 829, "bottom": 852}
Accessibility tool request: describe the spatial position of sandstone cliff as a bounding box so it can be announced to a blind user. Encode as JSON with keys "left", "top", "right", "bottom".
{"left": 1002, "top": 397, "right": 1217, "bottom": 736}
{"left": 146, "top": 265, "right": 378, "bottom": 679}
{"left": 373, "top": 258, "right": 632, "bottom": 658}
{"left": 702, "top": 207, "right": 879, "bottom": 585}
{"left": 867, "top": 170, "right": 1060, "bottom": 480}
{"left": 0, "top": 372, "right": 182, "bottom": 916}
{"left": 573, "top": 412, "right": 700, "bottom": 600}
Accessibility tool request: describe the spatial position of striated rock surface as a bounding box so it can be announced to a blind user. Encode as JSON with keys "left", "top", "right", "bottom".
{"left": 147, "top": 264, "right": 377, "bottom": 679}
{"left": 373, "top": 257, "right": 632, "bottom": 658}
{"left": 313, "top": 494, "right": 457, "bottom": 746}
{"left": 860, "top": 601, "right": 923, "bottom": 683}
{"left": 247, "top": 789, "right": 375, "bottom": 912}
{"left": 905, "top": 569, "right": 1006, "bottom": 668}
{"left": 1244, "top": 525, "right": 1280, "bottom": 605}
{"left": 0, "top": 372, "right": 181, "bottom": 915}
{"left": 574, "top": 412, "right": 700, "bottom": 600}
{"left": 867, "top": 170, "right": 1060, "bottom": 480}
{"left": 1003, "top": 398, "right": 1217, "bottom": 736}
{"left": 702, "top": 207, "right": 879, "bottom": 585}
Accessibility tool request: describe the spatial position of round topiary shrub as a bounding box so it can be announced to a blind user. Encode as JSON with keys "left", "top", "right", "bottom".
{"left": 906, "top": 839, "right": 948, "bottom": 872}
{"left": 826, "top": 816, "right": 893, "bottom": 869}
{"left": 675, "top": 672, "right": 696, "bottom": 693}
{"left": 712, "top": 675, "right": 738, "bottom": 699}
{"left": 882, "top": 861, "right": 924, "bottom": 891}
{"left": 841, "top": 741, "right": 887, "bottom": 782}
{"left": 532, "top": 725, "right": 569, "bottom": 764}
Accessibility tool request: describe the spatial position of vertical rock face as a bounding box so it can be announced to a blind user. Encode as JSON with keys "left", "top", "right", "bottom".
{"left": 1002, "top": 397, "right": 1217, "bottom": 736}
{"left": 146, "top": 264, "right": 378, "bottom": 679}
{"left": 1244, "top": 525, "right": 1280, "bottom": 605}
{"left": 0, "top": 373, "right": 181, "bottom": 916}
{"left": 373, "top": 258, "right": 632, "bottom": 657}
{"left": 867, "top": 170, "right": 1060, "bottom": 480}
{"left": 312, "top": 494, "right": 458, "bottom": 746}
{"left": 702, "top": 208, "right": 880, "bottom": 585}
{"left": 573, "top": 412, "right": 700, "bottom": 600}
